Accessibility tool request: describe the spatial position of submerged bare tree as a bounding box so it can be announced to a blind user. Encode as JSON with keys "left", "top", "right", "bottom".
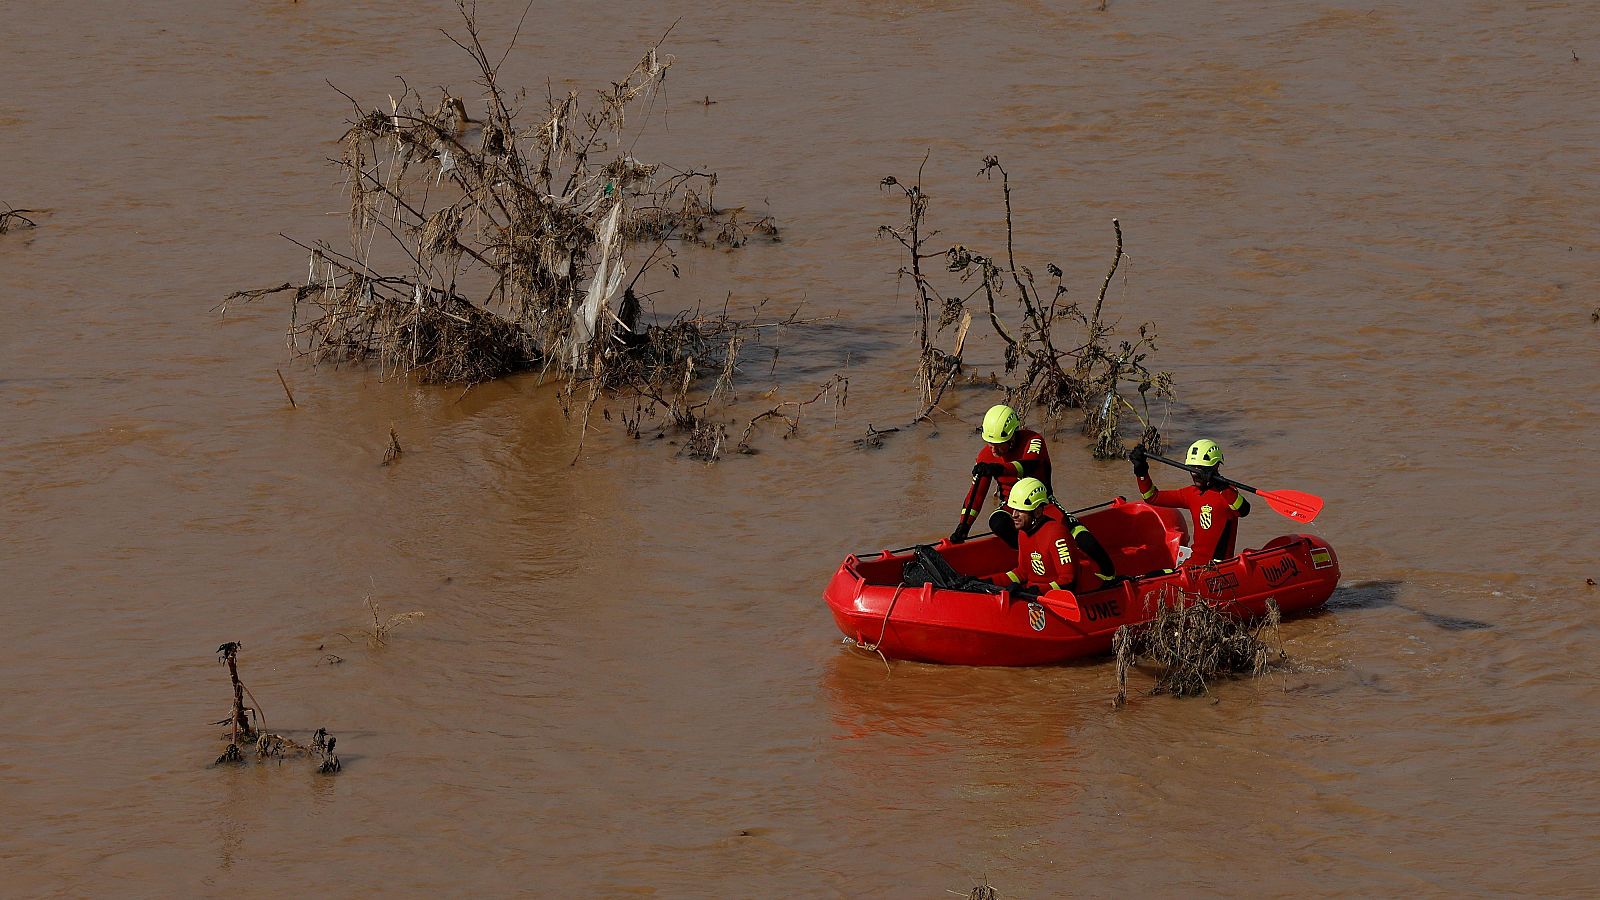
{"left": 221, "top": 5, "right": 796, "bottom": 451}
{"left": 880, "top": 156, "right": 1172, "bottom": 456}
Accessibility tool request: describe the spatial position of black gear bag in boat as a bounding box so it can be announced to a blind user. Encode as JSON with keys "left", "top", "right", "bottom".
{"left": 900, "top": 545, "right": 1005, "bottom": 594}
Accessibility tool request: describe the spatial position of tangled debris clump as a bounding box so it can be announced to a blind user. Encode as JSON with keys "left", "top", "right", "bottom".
{"left": 221, "top": 4, "right": 811, "bottom": 455}
{"left": 1112, "top": 593, "right": 1282, "bottom": 707}
{"left": 254, "top": 728, "right": 342, "bottom": 774}
{"left": 209, "top": 642, "right": 341, "bottom": 773}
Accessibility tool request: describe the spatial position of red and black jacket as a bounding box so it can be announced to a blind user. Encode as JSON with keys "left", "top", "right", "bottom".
{"left": 956, "top": 429, "right": 1052, "bottom": 530}
{"left": 989, "top": 504, "right": 1116, "bottom": 593}
{"left": 1135, "top": 474, "right": 1250, "bottom": 562}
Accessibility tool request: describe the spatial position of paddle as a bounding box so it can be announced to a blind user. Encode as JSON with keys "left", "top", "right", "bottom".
{"left": 1146, "top": 453, "right": 1324, "bottom": 524}
{"left": 861, "top": 499, "right": 1119, "bottom": 557}
{"left": 1008, "top": 584, "right": 1094, "bottom": 623}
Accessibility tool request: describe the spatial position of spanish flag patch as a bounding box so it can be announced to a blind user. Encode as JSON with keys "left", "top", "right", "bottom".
{"left": 1310, "top": 548, "right": 1334, "bottom": 569}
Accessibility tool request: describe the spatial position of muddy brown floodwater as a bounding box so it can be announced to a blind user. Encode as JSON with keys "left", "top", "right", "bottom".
{"left": 3, "top": 1, "right": 1598, "bottom": 895}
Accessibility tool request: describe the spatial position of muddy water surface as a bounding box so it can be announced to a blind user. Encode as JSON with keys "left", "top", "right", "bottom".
{"left": 3, "top": 1, "right": 1598, "bottom": 895}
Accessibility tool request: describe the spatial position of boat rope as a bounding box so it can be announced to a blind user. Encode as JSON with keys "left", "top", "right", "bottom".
{"left": 859, "top": 584, "right": 906, "bottom": 654}
{"left": 845, "top": 583, "right": 907, "bottom": 672}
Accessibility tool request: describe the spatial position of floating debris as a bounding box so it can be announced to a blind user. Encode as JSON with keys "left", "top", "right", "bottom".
{"left": 381, "top": 427, "right": 403, "bottom": 466}
{"left": 208, "top": 642, "right": 341, "bottom": 773}
{"left": 1113, "top": 593, "right": 1282, "bottom": 707}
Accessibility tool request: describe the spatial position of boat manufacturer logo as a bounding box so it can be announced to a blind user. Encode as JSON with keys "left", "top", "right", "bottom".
{"left": 1205, "top": 572, "right": 1241, "bottom": 595}
{"left": 1261, "top": 555, "right": 1300, "bottom": 587}
{"left": 1199, "top": 504, "right": 1214, "bottom": 529}
{"left": 1029, "top": 552, "right": 1046, "bottom": 576}
{"left": 1027, "top": 602, "right": 1047, "bottom": 632}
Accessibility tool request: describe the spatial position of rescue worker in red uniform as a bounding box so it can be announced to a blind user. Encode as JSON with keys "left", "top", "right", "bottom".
{"left": 986, "top": 478, "right": 1118, "bottom": 595}
{"left": 950, "top": 404, "right": 1053, "bottom": 547}
{"left": 1129, "top": 439, "right": 1251, "bottom": 564}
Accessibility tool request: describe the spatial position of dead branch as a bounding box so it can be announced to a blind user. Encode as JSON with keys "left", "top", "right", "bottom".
{"left": 275, "top": 369, "right": 297, "bottom": 409}
{"left": 731, "top": 374, "right": 848, "bottom": 455}
{"left": 214, "top": 642, "right": 258, "bottom": 751}
{"left": 882, "top": 156, "right": 1174, "bottom": 456}
{"left": 0, "top": 206, "right": 40, "bottom": 234}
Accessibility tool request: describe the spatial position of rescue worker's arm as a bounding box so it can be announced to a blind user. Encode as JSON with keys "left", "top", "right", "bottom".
{"left": 987, "top": 568, "right": 1023, "bottom": 587}
{"left": 951, "top": 472, "right": 991, "bottom": 542}
{"left": 1228, "top": 488, "right": 1251, "bottom": 518}
{"left": 1066, "top": 517, "right": 1118, "bottom": 585}
{"left": 1130, "top": 444, "right": 1184, "bottom": 507}
{"left": 1135, "top": 474, "right": 1188, "bottom": 507}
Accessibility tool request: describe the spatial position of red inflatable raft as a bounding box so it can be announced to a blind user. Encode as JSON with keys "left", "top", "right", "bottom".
{"left": 823, "top": 498, "right": 1340, "bottom": 666}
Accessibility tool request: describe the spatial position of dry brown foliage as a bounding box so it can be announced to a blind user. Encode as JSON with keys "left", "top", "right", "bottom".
{"left": 967, "top": 876, "right": 1000, "bottom": 900}
{"left": 220, "top": 5, "right": 810, "bottom": 455}
{"left": 1113, "top": 593, "right": 1282, "bottom": 707}
{"left": 334, "top": 595, "right": 425, "bottom": 648}
{"left": 880, "top": 157, "right": 1173, "bottom": 456}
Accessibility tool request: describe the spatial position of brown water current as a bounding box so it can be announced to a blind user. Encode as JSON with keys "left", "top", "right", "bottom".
{"left": 3, "top": 1, "right": 1599, "bottom": 895}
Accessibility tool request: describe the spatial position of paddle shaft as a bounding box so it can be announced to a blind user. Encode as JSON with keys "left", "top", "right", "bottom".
{"left": 1144, "top": 452, "right": 1323, "bottom": 523}
{"left": 1147, "top": 453, "right": 1261, "bottom": 494}
{"left": 866, "top": 499, "right": 1117, "bottom": 558}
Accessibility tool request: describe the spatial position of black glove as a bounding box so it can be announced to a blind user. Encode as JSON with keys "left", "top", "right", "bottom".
{"left": 948, "top": 522, "right": 972, "bottom": 544}
{"left": 972, "top": 462, "right": 1008, "bottom": 478}
{"left": 1007, "top": 583, "right": 1041, "bottom": 599}
{"left": 1129, "top": 445, "right": 1149, "bottom": 478}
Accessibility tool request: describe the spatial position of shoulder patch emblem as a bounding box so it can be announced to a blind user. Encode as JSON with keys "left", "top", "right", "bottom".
{"left": 1199, "top": 504, "right": 1213, "bottom": 530}
{"left": 1054, "top": 538, "right": 1072, "bottom": 565}
{"left": 1029, "top": 551, "right": 1046, "bottom": 575}
{"left": 1027, "top": 438, "right": 1044, "bottom": 455}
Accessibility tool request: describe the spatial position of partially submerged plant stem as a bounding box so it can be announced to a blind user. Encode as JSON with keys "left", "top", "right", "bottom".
{"left": 0, "top": 204, "right": 39, "bottom": 234}
{"left": 216, "top": 641, "right": 259, "bottom": 746}
{"left": 381, "top": 427, "right": 403, "bottom": 466}
{"left": 361, "top": 595, "right": 424, "bottom": 647}
{"left": 210, "top": 643, "right": 341, "bottom": 772}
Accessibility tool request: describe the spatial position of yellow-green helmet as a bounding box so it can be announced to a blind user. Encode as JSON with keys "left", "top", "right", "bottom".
{"left": 1006, "top": 477, "right": 1050, "bottom": 512}
{"left": 981, "top": 404, "right": 1021, "bottom": 444}
{"left": 1186, "top": 439, "right": 1224, "bottom": 468}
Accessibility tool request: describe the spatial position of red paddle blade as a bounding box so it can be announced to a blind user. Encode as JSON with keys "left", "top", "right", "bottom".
{"left": 1258, "top": 488, "right": 1324, "bottom": 524}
